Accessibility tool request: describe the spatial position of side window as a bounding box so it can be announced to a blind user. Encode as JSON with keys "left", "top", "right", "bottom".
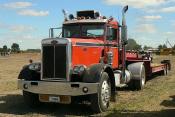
{"left": 107, "top": 27, "right": 117, "bottom": 41}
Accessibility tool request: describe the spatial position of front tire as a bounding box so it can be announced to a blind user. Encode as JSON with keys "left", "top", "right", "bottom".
{"left": 90, "top": 72, "right": 111, "bottom": 113}
{"left": 23, "top": 90, "right": 41, "bottom": 107}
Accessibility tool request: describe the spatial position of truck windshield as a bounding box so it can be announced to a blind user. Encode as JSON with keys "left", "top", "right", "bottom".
{"left": 63, "top": 24, "right": 104, "bottom": 38}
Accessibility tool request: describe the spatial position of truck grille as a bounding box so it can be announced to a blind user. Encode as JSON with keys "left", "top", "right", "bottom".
{"left": 42, "top": 44, "right": 67, "bottom": 80}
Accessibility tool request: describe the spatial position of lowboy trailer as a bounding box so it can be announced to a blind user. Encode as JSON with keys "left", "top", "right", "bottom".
{"left": 18, "top": 6, "right": 170, "bottom": 112}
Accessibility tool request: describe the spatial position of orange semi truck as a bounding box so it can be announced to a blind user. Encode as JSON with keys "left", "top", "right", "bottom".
{"left": 18, "top": 6, "right": 170, "bottom": 112}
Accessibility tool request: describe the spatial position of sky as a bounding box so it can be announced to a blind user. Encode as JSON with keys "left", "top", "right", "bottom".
{"left": 0, "top": 0, "right": 175, "bottom": 50}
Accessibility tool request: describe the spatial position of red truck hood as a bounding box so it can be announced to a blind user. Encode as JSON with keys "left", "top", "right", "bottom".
{"left": 68, "top": 38, "right": 104, "bottom": 45}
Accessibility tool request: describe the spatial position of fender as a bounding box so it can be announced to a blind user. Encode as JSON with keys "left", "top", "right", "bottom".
{"left": 82, "top": 63, "right": 116, "bottom": 101}
{"left": 18, "top": 63, "right": 40, "bottom": 81}
{"left": 127, "top": 62, "right": 144, "bottom": 80}
{"left": 82, "top": 63, "right": 112, "bottom": 82}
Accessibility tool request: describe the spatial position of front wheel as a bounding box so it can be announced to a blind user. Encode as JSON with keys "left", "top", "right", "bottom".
{"left": 90, "top": 72, "right": 111, "bottom": 113}
{"left": 23, "top": 91, "right": 41, "bottom": 107}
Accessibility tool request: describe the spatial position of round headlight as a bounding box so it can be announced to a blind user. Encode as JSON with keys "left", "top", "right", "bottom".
{"left": 73, "top": 65, "right": 86, "bottom": 74}
{"left": 34, "top": 64, "right": 39, "bottom": 70}
{"left": 73, "top": 66, "right": 80, "bottom": 73}
{"left": 29, "top": 63, "right": 40, "bottom": 71}
{"left": 29, "top": 64, "right": 35, "bottom": 70}
{"left": 79, "top": 66, "right": 85, "bottom": 72}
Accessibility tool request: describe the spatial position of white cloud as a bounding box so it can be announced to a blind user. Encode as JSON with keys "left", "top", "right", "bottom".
{"left": 0, "top": 23, "right": 35, "bottom": 33}
{"left": 18, "top": 9, "right": 49, "bottom": 16}
{"left": 165, "top": 32, "right": 174, "bottom": 35}
{"left": 135, "top": 24, "right": 157, "bottom": 33}
{"left": 9, "top": 25, "right": 34, "bottom": 33}
{"left": 160, "top": 6, "right": 175, "bottom": 13}
{"left": 142, "top": 15, "right": 162, "bottom": 21}
{"left": 103, "top": 0, "right": 171, "bottom": 8}
{"left": 3, "top": 2, "right": 32, "bottom": 9}
{"left": 146, "top": 6, "right": 175, "bottom": 13}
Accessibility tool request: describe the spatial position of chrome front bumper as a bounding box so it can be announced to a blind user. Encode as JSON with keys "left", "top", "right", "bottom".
{"left": 18, "top": 80, "right": 99, "bottom": 96}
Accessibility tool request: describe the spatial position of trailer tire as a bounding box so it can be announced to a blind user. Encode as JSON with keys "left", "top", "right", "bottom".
{"left": 90, "top": 72, "right": 111, "bottom": 113}
{"left": 23, "top": 91, "right": 41, "bottom": 107}
{"left": 133, "top": 65, "right": 146, "bottom": 90}
{"left": 161, "top": 68, "right": 167, "bottom": 76}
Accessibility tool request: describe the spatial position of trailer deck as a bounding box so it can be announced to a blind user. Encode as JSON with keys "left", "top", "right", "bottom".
{"left": 126, "top": 51, "right": 167, "bottom": 77}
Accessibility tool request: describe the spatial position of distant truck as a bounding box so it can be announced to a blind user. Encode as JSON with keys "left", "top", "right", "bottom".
{"left": 18, "top": 6, "right": 170, "bottom": 112}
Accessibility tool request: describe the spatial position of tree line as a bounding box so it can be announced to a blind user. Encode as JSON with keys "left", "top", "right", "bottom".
{"left": 1, "top": 39, "right": 174, "bottom": 53}
{"left": 126, "top": 38, "right": 175, "bottom": 51}
{"left": 0, "top": 43, "right": 20, "bottom": 53}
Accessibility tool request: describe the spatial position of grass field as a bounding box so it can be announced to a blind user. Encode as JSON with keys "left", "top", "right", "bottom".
{"left": 0, "top": 53, "right": 174, "bottom": 117}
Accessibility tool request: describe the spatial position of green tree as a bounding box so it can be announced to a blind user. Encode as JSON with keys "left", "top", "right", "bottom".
{"left": 3, "top": 45, "right": 8, "bottom": 52}
{"left": 0, "top": 48, "right": 3, "bottom": 52}
{"left": 143, "top": 45, "right": 152, "bottom": 50}
{"left": 11, "top": 43, "right": 20, "bottom": 53}
{"left": 158, "top": 45, "right": 163, "bottom": 50}
{"left": 126, "top": 38, "right": 141, "bottom": 50}
{"left": 135, "top": 45, "right": 142, "bottom": 50}
{"left": 162, "top": 44, "right": 167, "bottom": 49}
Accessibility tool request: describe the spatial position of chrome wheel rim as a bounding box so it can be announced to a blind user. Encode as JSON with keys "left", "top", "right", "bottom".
{"left": 101, "top": 80, "right": 110, "bottom": 107}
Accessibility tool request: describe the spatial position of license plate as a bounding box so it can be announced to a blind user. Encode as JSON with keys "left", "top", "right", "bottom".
{"left": 39, "top": 94, "right": 71, "bottom": 104}
{"left": 49, "top": 96, "right": 60, "bottom": 102}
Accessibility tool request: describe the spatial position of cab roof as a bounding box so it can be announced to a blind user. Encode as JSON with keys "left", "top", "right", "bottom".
{"left": 63, "top": 19, "right": 108, "bottom": 24}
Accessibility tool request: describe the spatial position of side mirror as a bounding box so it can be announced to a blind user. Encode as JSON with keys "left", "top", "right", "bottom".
{"left": 49, "top": 27, "right": 62, "bottom": 38}
{"left": 107, "top": 27, "right": 113, "bottom": 40}
{"left": 121, "top": 25, "right": 128, "bottom": 45}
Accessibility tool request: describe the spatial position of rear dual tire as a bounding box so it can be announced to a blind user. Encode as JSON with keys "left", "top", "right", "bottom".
{"left": 128, "top": 65, "right": 146, "bottom": 90}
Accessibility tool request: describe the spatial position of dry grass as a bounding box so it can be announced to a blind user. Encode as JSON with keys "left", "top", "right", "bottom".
{"left": 0, "top": 53, "right": 175, "bottom": 117}
{"left": 0, "top": 53, "right": 40, "bottom": 93}
{"left": 106, "top": 55, "right": 175, "bottom": 117}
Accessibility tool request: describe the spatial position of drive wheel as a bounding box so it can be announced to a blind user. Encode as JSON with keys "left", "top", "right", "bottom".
{"left": 134, "top": 65, "right": 146, "bottom": 90}
{"left": 90, "top": 72, "right": 111, "bottom": 113}
{"left": 23, "top": 90, "right": 41, "bottom": 107}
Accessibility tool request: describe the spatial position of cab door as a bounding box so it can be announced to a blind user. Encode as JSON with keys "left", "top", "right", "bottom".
{"left": 105, "top": 26, "right": 119, "bottom": 69}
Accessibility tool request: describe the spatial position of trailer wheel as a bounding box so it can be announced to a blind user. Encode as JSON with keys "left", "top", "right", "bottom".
{"left": 90, "top": 72, "right": 111, "bottom": 113}
{"left": 134, "top": 65, "right": 146, "bottom": 90}
{"left": 161, "top": 68, "right": 167, "bottom": 76}
{"left": 23, "top": 90, "right": 41, "bottom": 107}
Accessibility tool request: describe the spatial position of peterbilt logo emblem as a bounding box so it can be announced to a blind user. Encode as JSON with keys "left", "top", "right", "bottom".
{"left": 51, "top": 40, "right": 58, "bottom": 45}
